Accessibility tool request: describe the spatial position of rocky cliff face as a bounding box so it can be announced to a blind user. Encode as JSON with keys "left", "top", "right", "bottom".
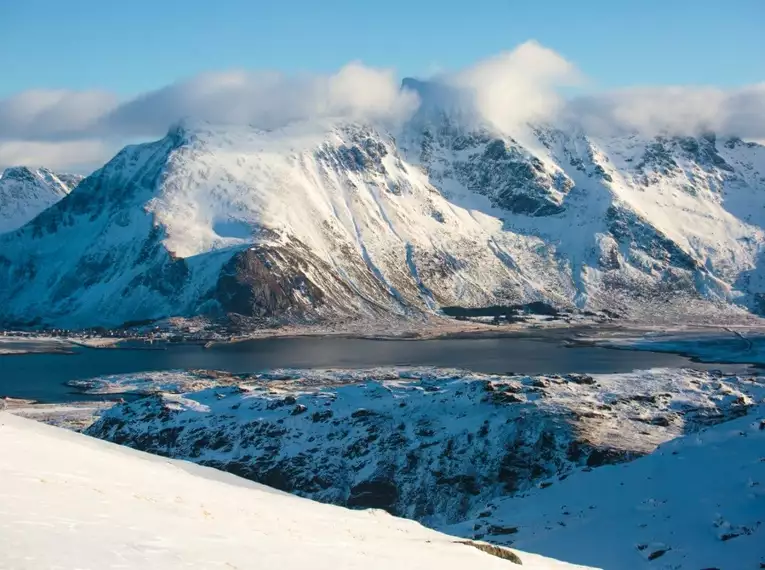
{"left": 0, "top": 166, "right": 81, "bottom": 234}
{"left": 0, "top": 111, "right": 764, "bottom": 328}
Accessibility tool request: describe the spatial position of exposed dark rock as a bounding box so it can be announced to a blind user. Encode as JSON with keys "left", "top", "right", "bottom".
{"left": 490, "top": 392, "right": 525, "bottom": 404}
{"left": 311, "top": 410, "right": 334, "bottom": 422}
{"left": 586, "top": 448, "right": 632, "bottom": 467}
{"left": 448, "top": 137, "right": 569, "bottom": 216}
{"left": 351, "top": 408, "right": 376, "bottom": 419}
{"left": 487, "top": 525, "right": 519, "bottom": 536}
{"left": 567, "top": 374, "right": 595, "bottom": 385}
{"left": 647, "top": 547, "right": 670, "bottom": 560}
{"left": 214, "top": 245, "right": 325, "bottom": 319}
{"left": 606, "top": 205, "right": 699, "bottom": 273}
{"left": 456, "top": 541, "right": 523, "bottom": 564}
{"left": 347, "top": 479, "right": 399, "bottom": 511}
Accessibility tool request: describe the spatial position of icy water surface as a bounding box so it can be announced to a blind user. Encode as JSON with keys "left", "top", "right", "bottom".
{"left": 0, "top": 332, "right": 754, "bottom": 402}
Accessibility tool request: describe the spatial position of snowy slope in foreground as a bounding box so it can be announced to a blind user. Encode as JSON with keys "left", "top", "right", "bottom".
{"left": 449, "top": 406, "right": 765, "bottom": 569}
{"left": 0, "top": 413, "right": 589, "bottom": 570}
{"left": 0, "top": 166, "right": 81, "bottom": 233}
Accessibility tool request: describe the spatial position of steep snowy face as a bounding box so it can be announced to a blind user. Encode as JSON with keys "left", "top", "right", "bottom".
{"left": 0, "top": 122, "right": 573, "bottom": 328}
{"left": 0, "top": 138, "right": 195, "bottom": 328}
{"left": 1, "top": 113, "right": 765, "bottom": 328}
{"left": 0, "top": 166, "right": 82, "bottom": 233}
{"left": 398, "top": 98, "right": 765, "bottom": 318}
{"left": 399, "top": 102, "right": 573, "bottom": 218}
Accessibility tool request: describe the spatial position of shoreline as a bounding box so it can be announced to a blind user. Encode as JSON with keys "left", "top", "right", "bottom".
{"left": 1, "top": 397, "right": 114, "bottom": 431}
{"left": 5, "top": 322, "right": 765, "bottom": 427}
{"left": 4, "top": 318, "right": 765, "bottom": 355}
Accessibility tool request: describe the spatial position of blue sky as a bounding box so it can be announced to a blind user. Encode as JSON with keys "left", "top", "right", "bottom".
{"left": 2, "top": 0, "right": 763, "bottom": 97}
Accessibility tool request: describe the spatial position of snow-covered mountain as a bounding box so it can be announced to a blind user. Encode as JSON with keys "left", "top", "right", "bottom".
{"left": 1, "top": 413, "right": 586, "bottom": 570}
{"left": 1, "top": 85, "right": 764, "bottom": 328}
{"left": 83, "top": 366, "right": 765, "bottom": 569}
{"left": 0, "top": 166, "right": 82, "bottom": 234}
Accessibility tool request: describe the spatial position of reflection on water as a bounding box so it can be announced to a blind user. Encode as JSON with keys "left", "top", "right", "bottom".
{"left": 0, "top": 335, "right": 752, "bottom": 403}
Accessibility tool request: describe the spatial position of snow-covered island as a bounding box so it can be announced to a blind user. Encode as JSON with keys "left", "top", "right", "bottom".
{"left": 5, "top": 365, "right": 759, "bottom": 569}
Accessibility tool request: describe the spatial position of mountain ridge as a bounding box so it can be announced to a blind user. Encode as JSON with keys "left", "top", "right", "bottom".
{"left": 0, "top": 166, "right": 82, "bottom": 234}
{"left": 1, "top": 110, "right": 764, "bottom": 329}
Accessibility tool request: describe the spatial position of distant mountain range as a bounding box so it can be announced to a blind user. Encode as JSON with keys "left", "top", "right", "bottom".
{"left": 1, "top": 81, "right": 764, "bottom": 329}
{"left": 0, "top": 167, "right": 82, "bottom": 234}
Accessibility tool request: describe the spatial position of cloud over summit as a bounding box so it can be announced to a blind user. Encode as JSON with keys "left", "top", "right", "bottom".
{"left": 566, "top": 83, "right": 765, "bottom": 139}
{"left": 101, "top": 63, "right": 418, "bottom": 136}
{"left": 445, "top": 40, "right": 582, "bottom": 132}
{"left": 2, "top": 41, "right": 764, "bottom": 171}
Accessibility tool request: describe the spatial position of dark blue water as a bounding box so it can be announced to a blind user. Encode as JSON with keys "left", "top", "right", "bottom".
{"left": 0, "top": 334, "right": 751, "bottom": 403}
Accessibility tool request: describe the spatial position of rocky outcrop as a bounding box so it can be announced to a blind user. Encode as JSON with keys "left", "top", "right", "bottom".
{"left": 85, "top": 367, "right": 761, "bottom": 524}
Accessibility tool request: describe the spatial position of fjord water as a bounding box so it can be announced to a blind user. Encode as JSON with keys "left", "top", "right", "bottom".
{"left": 0, "top": 334, "right": 751, "bottom": 403}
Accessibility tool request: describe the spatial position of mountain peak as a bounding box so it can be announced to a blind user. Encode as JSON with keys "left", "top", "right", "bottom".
{"left": 1, "top": 166, "right": 41, "bottom": 181}
{"left": 1, "top": 166, "right": 83, "bottom": 188}
{"left": 400, "top": 77, "right": 486, "bottom": 136}
{"left": 0, "top": 166, "right": 81, "bottom": 234}
{"left": 402, "top": 77, "right": 467, "bottom": 110}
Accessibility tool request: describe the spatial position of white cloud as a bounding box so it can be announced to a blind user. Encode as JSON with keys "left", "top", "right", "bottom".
{"left": 566, "top": 83, "right": 765, "bottom": 138}
{"left": 100, "top": 63, "right": 417, "bottom": 137}
{"left": 2, "top": 43, "right": 764, "bottom": 172}
{"left": 0, "top": 140, "right": 116, "bottom": 173}
{"left": 0, "top": 63, "right": 418, "bottom": 171}
{"left": 432, "top": 41, "right": 765, "bottom": 140}
{"left": 445, "top": 40, "right": 582, "bottom": 132}
{"left": 0, "top": 89, "right": 117, "bottom": 140}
